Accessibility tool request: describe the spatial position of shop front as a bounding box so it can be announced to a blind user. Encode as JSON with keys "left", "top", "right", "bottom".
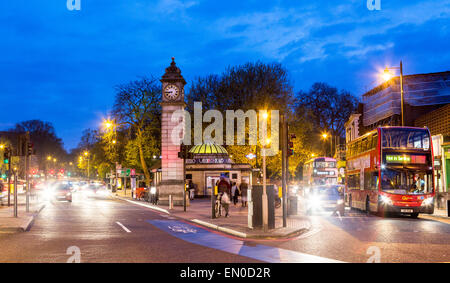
{"left": 151, "top": 143, "right": 254, "bottom": 198}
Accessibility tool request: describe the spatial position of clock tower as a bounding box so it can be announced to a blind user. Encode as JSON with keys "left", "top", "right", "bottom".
{"left": 159, "top": 58, "right": 187, "bottom": 206}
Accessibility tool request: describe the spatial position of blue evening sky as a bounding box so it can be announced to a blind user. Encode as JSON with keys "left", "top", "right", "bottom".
{"left": 1, "top": 0, "right": 449, "bottom": 150}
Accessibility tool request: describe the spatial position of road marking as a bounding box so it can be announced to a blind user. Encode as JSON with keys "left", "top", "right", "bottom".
{"left": 118, "top": 198, "right": 170, "bottom": 214}
{"left": 149, "top": 219, "right": 343, "bottom": 263}
{"left": 116, "top": 222, "right": 131, "bottom": 233}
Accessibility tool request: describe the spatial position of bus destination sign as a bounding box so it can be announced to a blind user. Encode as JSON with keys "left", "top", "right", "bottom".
{"left": 386, "top": 155, "right": 426, "bottom": 164}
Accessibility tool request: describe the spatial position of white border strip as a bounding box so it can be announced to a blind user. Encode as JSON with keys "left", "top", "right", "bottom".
{"left": 192, "top": 219, "right": 248, "bottom": 238}
{"left": 119, "top": 198, "right": 170, "bottom": 214}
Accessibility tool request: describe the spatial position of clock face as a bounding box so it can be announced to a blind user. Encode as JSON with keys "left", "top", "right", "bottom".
{"left": 164, "top": 84, "right": 180, "bottom": 100}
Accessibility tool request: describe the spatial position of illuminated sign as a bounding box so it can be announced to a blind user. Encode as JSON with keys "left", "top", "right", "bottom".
{"left": 386, "top": 155, "right": 426, "bottom": 164}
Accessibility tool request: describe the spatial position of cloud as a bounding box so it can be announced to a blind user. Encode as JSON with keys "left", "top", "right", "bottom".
{"left": 212, "top": 0, "right": 450, "bottom": 63}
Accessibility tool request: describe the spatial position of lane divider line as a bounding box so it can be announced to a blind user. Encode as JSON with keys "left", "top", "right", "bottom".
{"left": 116, "top": 222, "right": 131, "bottom": 233}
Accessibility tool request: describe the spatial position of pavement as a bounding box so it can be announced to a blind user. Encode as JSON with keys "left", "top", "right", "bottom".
{"left": 0, "top": 194, "right": 46, "bottom": 233}
{"left": 114, "top": 189, "right": 311, "bottom": 239}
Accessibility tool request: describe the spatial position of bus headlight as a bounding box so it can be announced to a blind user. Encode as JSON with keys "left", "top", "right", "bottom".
{"left": 380, "top": 195, "right": 392, "bottom": 205}
{"left": 421, "top": 197, "right": 433, "bottom": 206}
{"left": 309, "top": 195, "right": 321, "bottom": 208}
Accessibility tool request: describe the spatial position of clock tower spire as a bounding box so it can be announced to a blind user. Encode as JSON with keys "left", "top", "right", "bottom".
{"left": 159, "top": 58, "right": 187, "bottom": 206}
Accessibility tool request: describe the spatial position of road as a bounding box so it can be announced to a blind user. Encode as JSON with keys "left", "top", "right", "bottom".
{"left": 262, "top": 209, "right": 450, "bottom": 263}
{"left": 0, "top": 192, "right": 448, "bottom": 263}
{"left": 0, "top": 192, "right": 260, "bottom": 263}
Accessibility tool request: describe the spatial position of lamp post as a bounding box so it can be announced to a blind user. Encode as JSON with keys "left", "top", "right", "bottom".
{"left": 261, "top": 111, "right": 271, "bottom": 232}
{"left": 322, "top": 132, "right": 332, "bottom": 157}
{"left": 383, "top": 61, "right": 405, "bottom": 126}
{"left": 262, "top": 137, "right": 271, "bottom": 232}
{"left": 103, "top": 119, "right": 118, "bottom": 190}
{"left": 84, "top": 151, "right": 90, "bottom": 180}
{"left": 46, "top": 156, "right": 52, "bottom": 181}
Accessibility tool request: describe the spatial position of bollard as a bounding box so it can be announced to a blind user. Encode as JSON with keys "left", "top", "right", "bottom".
{"left": 169, "top": 195, "right": 173, "bottom": 210}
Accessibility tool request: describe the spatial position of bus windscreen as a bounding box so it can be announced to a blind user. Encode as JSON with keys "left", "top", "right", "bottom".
{"left": 381, "top": 128, "right": 430, "bottom": 150}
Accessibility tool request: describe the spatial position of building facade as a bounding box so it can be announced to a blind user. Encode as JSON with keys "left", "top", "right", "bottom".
{"left": 345, "top": 70, "right": 450, "bottom": 206}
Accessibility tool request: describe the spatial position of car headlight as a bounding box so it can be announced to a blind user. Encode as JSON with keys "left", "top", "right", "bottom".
{"left": 380, "top": 195, "right": 393, "bottom": 205}
{"left": 309, "top": 195, "right": 321, "bottom": 208}
{"left": 421, "top": 197, "right": 434, "bottom": 206}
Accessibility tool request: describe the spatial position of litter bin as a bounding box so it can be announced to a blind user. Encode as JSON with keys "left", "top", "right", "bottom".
{"left": 288, "top": 195, "right": 298, "bottom": 215}
{"left": 249, "top": 185, "right": 275, "bottom": 229}
{"left": 448, "top": 200, "right": 450, "bottom": 217}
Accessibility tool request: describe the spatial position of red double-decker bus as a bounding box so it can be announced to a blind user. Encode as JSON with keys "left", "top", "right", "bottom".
{"left": 345, "top": 127, "right": 435, "bottom": 218}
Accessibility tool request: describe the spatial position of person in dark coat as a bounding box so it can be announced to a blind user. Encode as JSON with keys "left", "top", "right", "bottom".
{"left": 240, "top": 181, "right": 248, "bottom": 207}
{"left": 217, "top": 177, "right": 231, "bottom": 217}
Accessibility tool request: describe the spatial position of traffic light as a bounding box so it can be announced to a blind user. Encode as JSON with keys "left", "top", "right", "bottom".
{"left": 27, "top": 142, "right": 35, "bottom": 156}
{"left": 3, "top": 149, "right": 10, "bottom": 164}
{"left": 287, "top": 134, "right": 296, "bottom": 157}
{"left": 178, "top": 144, "right": 194, "bottom": 159}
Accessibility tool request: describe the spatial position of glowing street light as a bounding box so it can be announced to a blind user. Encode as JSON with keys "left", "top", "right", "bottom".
{"left": 321, "top": 132, "right": 333, "bottom": 157}
{"left": 381, "top": 61, "right": 405, "bottom": 126}
{"left": 0, "top": 144, "right": 4, "bottom": 150}
{"left": 382, "top": 69, "right": 394, "bottom": 81}
{"left": 103, "top": 119, "right": 115, "bottom": 131}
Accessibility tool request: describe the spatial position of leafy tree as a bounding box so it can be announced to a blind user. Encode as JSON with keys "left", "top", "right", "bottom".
{"left": 112, "top": 77, "right": 161, "bottom": 186}
{"left": 187, "top": 62, "right": 295, "bottom": 178}
{"left": 187, "top": 61, "right": 293, "bottom": 113}
{"left": 9, "top": 120, "right": 68, "bottom": 172}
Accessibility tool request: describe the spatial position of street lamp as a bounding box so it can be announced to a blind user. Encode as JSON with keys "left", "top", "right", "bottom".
{"left": 382, "top": 61, "right": 405, "bottom": 126}
{"left": 321, "top": 132, "right": 332, "bottom": 157}
{"left": 84, "top": 151, "right": 90, "bottom": 180}
{"left": 261, "top": 111, "right": 271, "bottom": 232}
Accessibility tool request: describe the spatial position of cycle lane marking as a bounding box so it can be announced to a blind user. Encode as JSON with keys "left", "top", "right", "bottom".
{"left": 148, "top": 219, "right": 343, "bottom": 263}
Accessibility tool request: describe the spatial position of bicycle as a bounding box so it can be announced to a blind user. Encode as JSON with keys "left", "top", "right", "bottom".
{"left": 275, "top": 197, "right": 281, "bottom": 209}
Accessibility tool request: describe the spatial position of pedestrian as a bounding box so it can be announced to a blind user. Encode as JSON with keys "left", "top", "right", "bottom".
{"left": 240, "top": 181, "right": 248, "bottom": 207}
{"left": 231, "top": 182, "right": 239, "bottom": 205}
{"left": 217, "top": 176, "right": 231, "bottom": 217}
{"left": 188, "top": 180, "right": 195, "bottom": 200}
{"left": 221, "top": 190, "right": 231, "bottom": 217}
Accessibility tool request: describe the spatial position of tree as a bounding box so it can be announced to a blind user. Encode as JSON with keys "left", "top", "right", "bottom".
{"left": 112, "top": 77, "right": 161, "bottom": 187}
{"left": 187, "top": 61, "right": 293, "bottom": 113}
{"left": 9, "top": 120, "right": 68, "bottom": 171}
{"left": 186, "top": 62, "right": 294, "bottom": 178}
{"left": 295, "top": 83, "right": 359, "bottom": 138}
